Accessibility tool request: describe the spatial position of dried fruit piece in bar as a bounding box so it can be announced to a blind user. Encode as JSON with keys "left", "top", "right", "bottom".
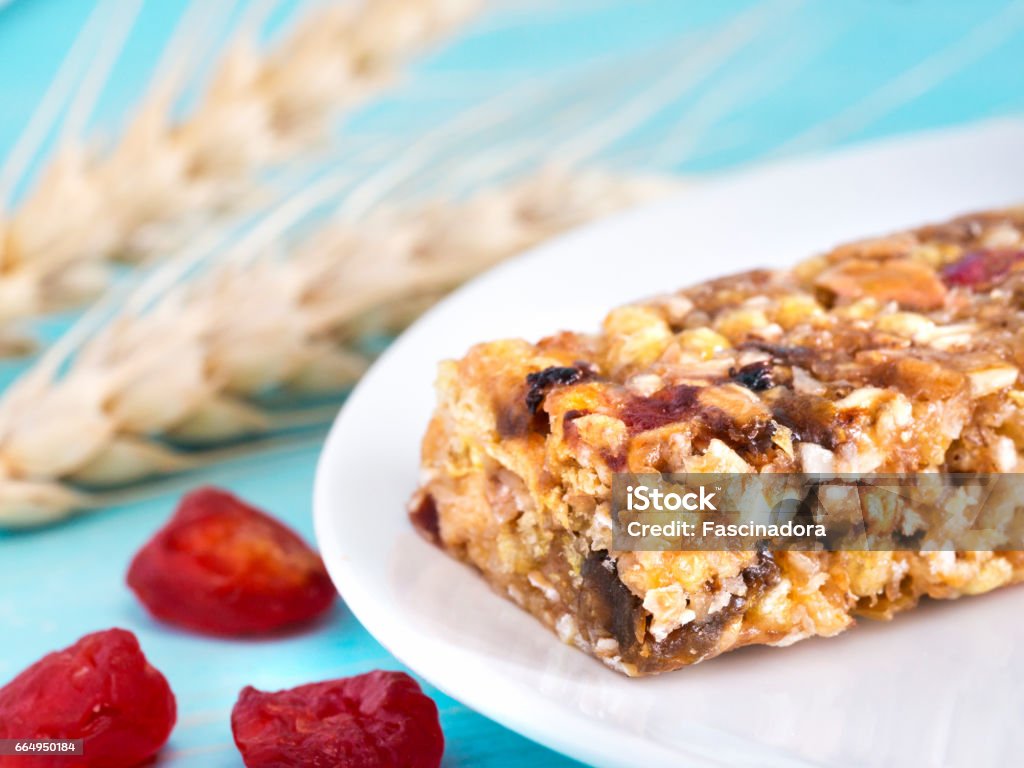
{"left": 412, "top": 207, "right": 1024, "bottom": 676}
{"left": 127, "top": 486, "right": 336, "bottom": 635}
{"left": 0, "top": 628, "right": 176, "bottom": 768}
{"left": 231, "top": 670, "right": 444, "bottom": 768}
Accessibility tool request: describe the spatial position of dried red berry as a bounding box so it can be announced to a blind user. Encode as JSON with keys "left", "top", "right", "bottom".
{"left": 231, "top": 671, "right": 444, "bottom": 768}
{"left": 941, "top": 249, "right": 1024, "bottom": 289}
{"left": 127, "top": 486, "right": 336, "bottom": 636}
{"left": 0, "top": 628, "right": 176, "bottom": 768}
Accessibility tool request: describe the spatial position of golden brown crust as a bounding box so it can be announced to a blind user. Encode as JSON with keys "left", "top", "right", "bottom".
{"left": 412, "top": 207, "right": 1024, "bottom": 676}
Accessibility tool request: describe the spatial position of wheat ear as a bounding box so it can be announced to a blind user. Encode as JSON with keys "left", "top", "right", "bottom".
{"left": 0, "top": 0, "right": 478, "bottom": 342}
{"left": 0, "top": 167, "right": 676, "bottom": 528}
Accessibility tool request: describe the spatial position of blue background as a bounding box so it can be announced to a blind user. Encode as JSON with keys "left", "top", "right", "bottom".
{"left": 0, "top": 1, "right": 1022, "bottom": 766}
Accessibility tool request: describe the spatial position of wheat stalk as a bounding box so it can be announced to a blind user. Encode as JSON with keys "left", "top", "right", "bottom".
{"left": 0, "top": 0, "right": 813, "bottom": 527}
{"left": 0, "top": 0, "right": 478, "bottom": 343}
{"left": 0, "top": 167, "right": 676, "bottom": 527}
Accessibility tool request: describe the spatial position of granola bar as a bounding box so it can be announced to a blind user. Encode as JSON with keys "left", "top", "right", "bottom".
{"left": 410, "top": 207, "right": 1024, "bottom": 676}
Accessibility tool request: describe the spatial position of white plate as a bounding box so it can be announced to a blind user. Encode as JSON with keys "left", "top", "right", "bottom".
{"left": 315, "top": 119, "right": 1024, "bottom": 768}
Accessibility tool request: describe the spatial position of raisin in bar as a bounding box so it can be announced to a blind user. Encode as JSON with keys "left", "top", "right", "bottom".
{"left": 410, "top": 208, "right": 1024, "bottom": 676}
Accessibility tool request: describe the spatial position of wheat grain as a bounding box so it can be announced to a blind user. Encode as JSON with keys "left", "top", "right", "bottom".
{"left": 0, "top": 167, "right": 677, "bottom": 527}
{"left": 0, "top": 0, "right": 479, "bottom": 343}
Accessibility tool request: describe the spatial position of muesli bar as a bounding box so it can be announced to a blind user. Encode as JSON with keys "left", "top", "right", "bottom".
{"left": 410, "top": 208, "right": 1024, "bottom": 676}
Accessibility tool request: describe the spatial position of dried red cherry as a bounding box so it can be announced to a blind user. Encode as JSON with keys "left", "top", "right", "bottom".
{"left": 941, "top": 249, "right": 1024, "bottom": 289}
{"left": 127, "top": 486, "right": 335, "bottom": 636}
{"left": 231, "top": 671, "right": 444, "bottom": 768}
{"left": 0, "top": 628, "right": 176, "bottom": 768}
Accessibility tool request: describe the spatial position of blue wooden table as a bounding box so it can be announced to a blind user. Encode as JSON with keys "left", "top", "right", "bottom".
{"left": 1, "top": 2, "right": 1022, "bottom": 766}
